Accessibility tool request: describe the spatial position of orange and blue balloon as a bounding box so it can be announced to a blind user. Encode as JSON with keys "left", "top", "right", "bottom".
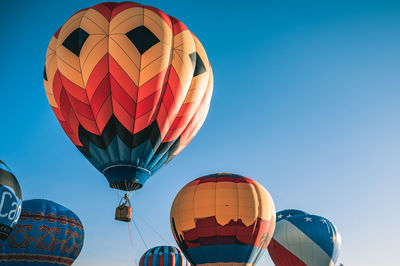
{"left": 0, "top": 161, "right": 22, "bottom": 241}
{"left": 170, "top": 173, "right": 276, "bottom": 265}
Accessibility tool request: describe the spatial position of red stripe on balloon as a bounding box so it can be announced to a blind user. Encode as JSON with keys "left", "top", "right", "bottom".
{"left": 181, "top": 216, "right": 272, "bottom": 249}
{"left": 144, "top": 6, "right": 173, "bottom": 30}
{"left": 268, "top": 238, "right": 307, "bottom": 266}
{"left": 110, "top": 2, "right": 143, "bottom": 21}
{"left": 170, "top": 16, "right": 188, "bottom": 35}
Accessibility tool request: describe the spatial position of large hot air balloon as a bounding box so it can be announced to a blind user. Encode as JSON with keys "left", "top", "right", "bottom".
{"left": 170, "top": 173, "right": 276, "bottom": 265}
{"left": 0, "top": 161, "right": 22, "bottom": 241}
{"left": 139, "top": 246, "right": 191, "bottom": 266}
{"left": 43, "top": 2, "right": 213, "bottom": 201}
{"left": 268, "top": 214, "right": 341, "bottom": 266}
{"left": 276, "top": 209, "right": 308, "bottom": 222}
{"left": 0, "top": 199, "right": 84, "bottom": 265}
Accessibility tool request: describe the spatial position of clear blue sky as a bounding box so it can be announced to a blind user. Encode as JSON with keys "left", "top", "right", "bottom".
{"left": 1, "top": 0, "right": 399, "bottom": 265}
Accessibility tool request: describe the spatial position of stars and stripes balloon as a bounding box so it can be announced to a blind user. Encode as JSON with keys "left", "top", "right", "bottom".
{"left": 139, "top": 246, "right": 190, "bottom": 266}
{"left": 0, "top": 199, "right": 84, "bottom": 266}
{"left": 276, "top": 209, "right": 308, "bottom": 222}
{"left": 0, "top": 161, "right": 22, "bottom": 241}
{"left": 170, "top": 173, "right": 276, "bottom": 265}
{"left": 43, "top": 2, "right": 213, "bottom": 192}
{"left": 268, "top": 214, "right": 341, "bottom": 266}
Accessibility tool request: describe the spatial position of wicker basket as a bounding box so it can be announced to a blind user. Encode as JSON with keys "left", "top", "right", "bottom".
{"left": 115, "top": 205, "right": 132, "bottom": 222}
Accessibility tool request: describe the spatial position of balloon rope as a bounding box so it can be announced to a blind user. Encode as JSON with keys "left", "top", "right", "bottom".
{"left": 132, "top": 219, "right": 148, "bottom": 250}
{"left": 116, "top": 190, "right": 121, "bottom": 202}
{"left": 127, "top": 222, "right": 135, "bottom": 247}
{"left": 135, "top": 210, "right": 171, "bottom": 245}
{"left": 127, "top": 222, "right": 138, "bottom": 265}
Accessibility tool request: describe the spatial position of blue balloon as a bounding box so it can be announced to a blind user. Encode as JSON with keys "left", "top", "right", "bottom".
{"left": 0, "top": 161, "right": 22, "bottom": 241}
{"left": 0, "top": 199, "right": 84, "bottom": 265}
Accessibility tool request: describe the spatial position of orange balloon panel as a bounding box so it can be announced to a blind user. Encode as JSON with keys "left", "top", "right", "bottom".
{"left": 170, "top": 173, "right": 276, "bottom": 265}
{"left": 43, "top": 2, "right": 213, "bottom": 191}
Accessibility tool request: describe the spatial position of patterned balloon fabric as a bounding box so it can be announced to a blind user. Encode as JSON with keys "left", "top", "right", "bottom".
{"left": 43, "top": 2, "right": 213, "bottom": 191}
{"left": 0, "top": 199, "right": 84, "bottom": 266}
{"left": 268, "top": 214, "right": 341, "bottom": 266}
{"left": 139, "top": 245, "right": 191, "bottom": 266}
{"left": 170, "top": 173, "right": 276, "bottom": 266}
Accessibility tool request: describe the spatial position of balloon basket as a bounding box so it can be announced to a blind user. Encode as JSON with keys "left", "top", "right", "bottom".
{"left": 115, "top": 206, "right": 132, "bottom": 222}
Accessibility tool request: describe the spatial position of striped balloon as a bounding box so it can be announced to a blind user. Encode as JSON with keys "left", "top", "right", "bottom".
{"left": 268, "top": 214, "right": 341, "bottom": 266}
{"left": 0, "top": 161, "right": 22, "bottom": 241}
{"left": 43, "top": 2, "right": 213, "bottom": 192}
{"left": 170, "top": 173, "right": 276, "bottom": 265}
{"left": 139, "top": 246, "right": 190, "bottom": 266}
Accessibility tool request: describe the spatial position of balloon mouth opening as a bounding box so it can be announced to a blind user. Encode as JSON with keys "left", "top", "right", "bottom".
{"left": 110, "top": 181, "right": 143, "bottom": 191}
{"left": 103, "top": 165, "right": 151, "bottom": 191}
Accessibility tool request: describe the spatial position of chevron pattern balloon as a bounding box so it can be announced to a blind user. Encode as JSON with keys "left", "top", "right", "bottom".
{"left": 268, "top": 214, "right": 341, "bottom": 266}
{"left": 43, "top": 2, "right": 213, "bottom": 191}
{"left": 0, "top": 199, "right": 84, "bottom": 265}
{"left": 139, "top": 246, "right": 190, "bottom": 266}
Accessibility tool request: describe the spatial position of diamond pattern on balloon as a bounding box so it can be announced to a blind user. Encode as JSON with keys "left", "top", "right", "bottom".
{"left": 126, "top": 26, "right": 160, "bottom": 55}
{"left": 62, "top": 28, "right": 89, "bottom": 56}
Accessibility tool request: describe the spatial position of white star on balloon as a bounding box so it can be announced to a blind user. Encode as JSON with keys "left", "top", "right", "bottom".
{"left": 320, "top": 219, "right": 327, "bottom": 224}
{"left": 305, "top": 217, "right": 312, "bottom": 222}
{"left": 278, "top": 214, "right": 283, "bottom": 219}
{"left": 287, "top": 214, "right": 291, "bottom": 217}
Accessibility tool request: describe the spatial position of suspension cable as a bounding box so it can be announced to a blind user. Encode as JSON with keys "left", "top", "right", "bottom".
{"left": 132, "top": 219, "right": 148, "bottom": 250}
{"left": 127, "top": 222, "right": 138, "bottom": 265}
{"left": 135, "top": 211, "right": 172, "bottom": 246}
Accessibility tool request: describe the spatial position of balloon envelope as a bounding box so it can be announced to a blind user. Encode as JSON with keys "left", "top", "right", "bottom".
{"left": 276, "top": 209, "right": 308, "bottom": 222}
{"left": 43, "top": 2, "right": 213, "bottom": 191}
{"left": 0, "top": 199, "right": 84, "bottom": 265}
{"left": 268, "top": 214, "right": 341, "bottom": 266}
{"left": 139, "top": 246, "right": 190, "bottom": 266}
{"left": 170, "top": 173, "right": 276, "bottom": 265}
{"left": 0, "top": 161, "right": 22, "bottom": 241}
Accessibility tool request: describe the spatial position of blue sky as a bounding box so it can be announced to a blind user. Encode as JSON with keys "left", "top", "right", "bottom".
{"left": 1, "top": 0, "right": 399, "bottom": 265}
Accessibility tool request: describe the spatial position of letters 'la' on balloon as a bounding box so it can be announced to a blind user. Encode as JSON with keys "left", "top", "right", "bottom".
{"left": 0, "top": 161, "right": 22, "bottom": 241}
{"left": 170, "top": 173, "right": 276, "bottom": 265}
{"left": 139, "top": 246, "right": 191, "bottom": 266}
{"left": 0, "top": 199, "right": 84, "bottom": 265}
{"left": 276, "top": 209, "right": 308, "bottom": 222}
{"left": 43, "top": 2, "right": 213, "bottom": 192}
{"left": 268, "top": 214, "right": 341, "bottom": 266}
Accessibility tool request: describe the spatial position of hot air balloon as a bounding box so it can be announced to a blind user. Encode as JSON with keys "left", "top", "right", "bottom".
{"left": 268, "top": 214, "right": 341, "bottom": 266}
{"left": 170, "top": 173, "right": 276, "bottom": 265}
{"left": 0, "top": 161, "right": 22, "bottom": 241}
{"left": 43, "top": 1, "right": 213, "bottom": 218}
{"left": 0, "top": 199, "right": 84, "bottom": 265}
{"left": 139, "top": 246, "right": 191, "bottom": 266}
{"left": 276, "top": 209, "right": 308, "bottom": 222}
